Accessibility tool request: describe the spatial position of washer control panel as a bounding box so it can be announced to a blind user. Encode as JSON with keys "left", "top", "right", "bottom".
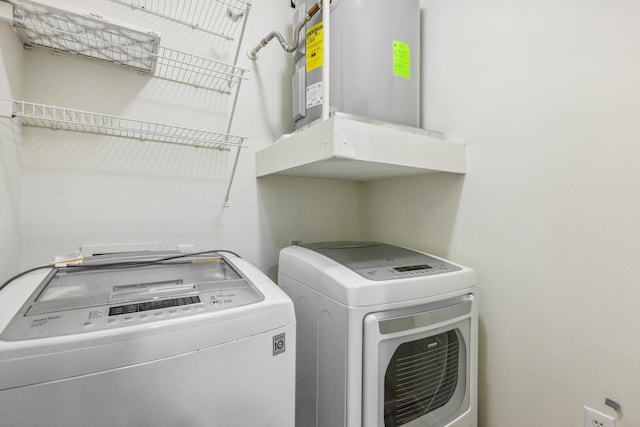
{"left": 1, "top": 280, "right": 262, "bottom": 341}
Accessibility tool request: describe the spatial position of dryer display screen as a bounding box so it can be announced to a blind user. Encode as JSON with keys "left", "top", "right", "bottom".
{"left": 394, "top": 264, "right": 433, "bottom": 272}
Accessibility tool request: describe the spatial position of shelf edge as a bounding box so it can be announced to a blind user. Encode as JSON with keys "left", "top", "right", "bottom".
{"left": 256, "top": 117, "right": 466, "bottom": 180}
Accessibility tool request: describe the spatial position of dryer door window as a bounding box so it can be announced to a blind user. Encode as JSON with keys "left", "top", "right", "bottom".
{"left": 384, "top": 329, "right": 464, "bottom": 426}
{"left": 362, "top": 296, "right": 473, "bottom": 427}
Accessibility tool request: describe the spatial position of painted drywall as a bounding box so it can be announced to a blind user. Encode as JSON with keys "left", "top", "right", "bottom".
{"left": 0, "top": 21, "right": 23, "bottom": 281}
{"left": 8, "top": 1, "right": 639, "bottom": 426}
{"left": 15, "top": 0, "right": 363, "bottom": 277}
{"left": 363, "top": 1, "right": 640, "bottom": 426}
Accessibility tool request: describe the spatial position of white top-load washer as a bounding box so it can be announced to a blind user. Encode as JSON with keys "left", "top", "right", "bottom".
{"left": 0, "top": 251, "right": 296, "bottom": 427}
{"left": 278, "top": 241, "right": 478, "bottom": 427}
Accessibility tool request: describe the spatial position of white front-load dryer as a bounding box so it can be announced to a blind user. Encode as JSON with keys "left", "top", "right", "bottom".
{"left": 0, "top": 251, "right": 296, "bottom": 427}
{"left": 278, "top": 241, "right": 478, "bottom": 427}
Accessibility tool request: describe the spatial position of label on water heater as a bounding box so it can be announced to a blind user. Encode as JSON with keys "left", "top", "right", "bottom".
{"left": 306, "top": 82, "right": 323, "bottom": 109}
{"left": 306, "top": 22, "right": 323, "bottom": 72}
{"left": 393, "top": 40, "right": 410, "bottom": 79}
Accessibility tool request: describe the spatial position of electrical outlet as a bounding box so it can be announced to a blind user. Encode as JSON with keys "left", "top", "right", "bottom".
{"left": 584, "top": 406, "right": 615, "bottom": 427}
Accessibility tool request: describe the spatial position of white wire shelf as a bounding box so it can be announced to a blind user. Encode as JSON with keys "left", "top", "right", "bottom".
{"left": 9, "top": 100, "right": 247, "bottom": 150}
{"left": 10, "top": 0, "right": 161, "bottom": 73}
{"left": 9, "top": 0, "right": 248, "bottom": 92}
{"left": 154, "top": 46, "right": 247, "bottom": 93}
{"left": 107, "top": 0, "right": 252, "bottom": 40}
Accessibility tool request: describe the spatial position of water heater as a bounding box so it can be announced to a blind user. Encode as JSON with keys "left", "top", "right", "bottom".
{"left": 292, "top": 0, "right": 420, "bottom": 129}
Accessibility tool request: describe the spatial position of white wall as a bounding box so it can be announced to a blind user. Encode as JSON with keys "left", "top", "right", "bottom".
{"left": 364, "top": 1, "right": 640, "bottom": 426}
{"left": 15, "top": 0, "right": 363, "bottom": 279}
{"left": 0, "top": 19, "right": 23, "bottom": 281}
{"left": 7, "top": 1, "right": 639, "bottom": 425}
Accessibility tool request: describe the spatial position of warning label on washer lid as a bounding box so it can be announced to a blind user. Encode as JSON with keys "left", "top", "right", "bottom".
{"left": 393, "top": 40, "right": 410, "bottom": 79}
{"left": 306, "top": 82, "right": 323, "bottom": 109}
{"left": 306, "top": 22, "right": 323, "bottom": 72}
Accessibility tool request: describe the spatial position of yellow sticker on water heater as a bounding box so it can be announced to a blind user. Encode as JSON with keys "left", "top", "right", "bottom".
{"left": 306, "top": 22, "right": 323, "bottom": 72}
{"left": 393, "top": 40, "right": 410, "bottom": 79}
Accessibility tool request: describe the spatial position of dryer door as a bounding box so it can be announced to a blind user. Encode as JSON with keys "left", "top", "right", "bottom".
{"left": 362, "top": 296, "right": 474, "bottom": 427}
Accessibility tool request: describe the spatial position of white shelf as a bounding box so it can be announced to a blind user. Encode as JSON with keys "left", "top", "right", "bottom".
{"left": 8, "top": 100, "right": 247, "bottom": 150}
{"left": 108, "top": 0, "right": 251, "bottom": 40}
{"left": 256, "top": 115, "right": 466, "bottom": 181}
{"left": 9, "top": 0, "right": 248, "bottom": 92}
{"left": 10, "top": 0, "right": 162, "bottom": 73}
{"left": 154, "top": 46, "right": 247, "bottom": 93}
{"left": 5, "top": 0, "right": 252, "bottom": 205}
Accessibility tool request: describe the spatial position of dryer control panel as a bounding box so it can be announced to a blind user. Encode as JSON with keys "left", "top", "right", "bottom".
{"left": 0, "top": 253, "right": 264, "bottom": 341}
{"left": 303, "top": 242, "right": 462, "bottom": 281}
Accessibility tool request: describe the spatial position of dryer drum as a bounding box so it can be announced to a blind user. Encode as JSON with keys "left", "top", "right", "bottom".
{"left": 384, "top": 330, "right": 464, "bottom": 427}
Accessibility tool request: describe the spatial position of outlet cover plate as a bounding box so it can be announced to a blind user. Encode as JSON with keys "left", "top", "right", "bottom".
{"left": 584, "top": 406, "right": 615, "bottom": 427}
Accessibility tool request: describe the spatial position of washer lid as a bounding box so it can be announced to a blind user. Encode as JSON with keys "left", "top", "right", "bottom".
{"left": 33, "top": 253, "right": 243, "bottom": 309}
{"left": 302, "top": 241, "right": 461, "bottom": 281}
{"left": 0, "top": 252, "right": 264, "bottom": 341}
